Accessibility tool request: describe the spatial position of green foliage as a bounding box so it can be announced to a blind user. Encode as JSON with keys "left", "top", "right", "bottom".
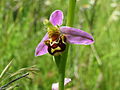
{"left": 0, "top": 0, "right": 120, "bottom": 89}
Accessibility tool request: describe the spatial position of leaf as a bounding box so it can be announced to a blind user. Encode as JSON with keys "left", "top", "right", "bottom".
{"left": 0, "top": 59, "right": 13, "bottom": 79}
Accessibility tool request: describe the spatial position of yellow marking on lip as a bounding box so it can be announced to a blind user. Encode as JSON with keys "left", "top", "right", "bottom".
{"left": 50, "top": 39, "right": 59, "bottom": 46}
{"left": 51, "top": 46, "right": 61, "bottom": 53}
{"left": 61, "top": 35, "right": 66, "bottom": 44}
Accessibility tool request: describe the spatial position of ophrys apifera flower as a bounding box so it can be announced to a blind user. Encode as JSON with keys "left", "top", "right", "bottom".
{"left": 35, "top": 10, "right": 94, "bottom": 56}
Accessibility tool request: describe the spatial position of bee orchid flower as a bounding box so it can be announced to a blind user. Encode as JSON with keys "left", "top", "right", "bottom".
{"left": 35, "top": 10, "right": 94, "bottom": 56}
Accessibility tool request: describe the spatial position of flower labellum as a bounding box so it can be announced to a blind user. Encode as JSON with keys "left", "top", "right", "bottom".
{"left": 35, "top": 10, "right": 94, "bottom": 56}
{"left": 44, "top": 34, "right": 67, "bottom": 55}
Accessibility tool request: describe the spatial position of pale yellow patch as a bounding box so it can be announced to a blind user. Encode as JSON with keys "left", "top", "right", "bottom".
{"left": 51, "top": 46, "right": 61, "bottom": 53}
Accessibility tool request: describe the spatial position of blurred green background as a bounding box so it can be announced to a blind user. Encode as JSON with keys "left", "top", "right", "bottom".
{"left": 0, "top": 0, "right": 120, "bottom": 90}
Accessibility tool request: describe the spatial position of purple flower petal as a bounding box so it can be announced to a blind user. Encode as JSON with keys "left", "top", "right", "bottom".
{"left": 35, "top": 33, "right": 49, "bottom": 56}
{"left": 60, "top": 26, "right": 94, "bottom": 45}
{"left": 52, "top": 78, "right": 71, "bottom": 90}
{"left": 49, "top": 10, "right": 63, "bottom": 26}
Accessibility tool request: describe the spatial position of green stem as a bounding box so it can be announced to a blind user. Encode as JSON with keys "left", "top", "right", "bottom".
{"left": 58, "top": 46, "right": 68, "bottom": 90}
{"left": 54, "top": 45, "right": 68, "bottom": 90}
{"left": 66, "top": 0, "right": 76, "bottom": 27}
{"left": 54, "top": 0, "right": 76, "bottom": 90}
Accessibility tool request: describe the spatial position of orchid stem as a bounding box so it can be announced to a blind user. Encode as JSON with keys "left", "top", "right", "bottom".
{"left": 66, "top": 0, "right": 76, "bottom": 27}
{"left": 58, "top": 46, "right": 68, "bottom": 90}
{"left": 54, "top": 0, "right": 76, "bottom": 90}
{"left": 59, "top": 0, "right": 76, "bottom": 89}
